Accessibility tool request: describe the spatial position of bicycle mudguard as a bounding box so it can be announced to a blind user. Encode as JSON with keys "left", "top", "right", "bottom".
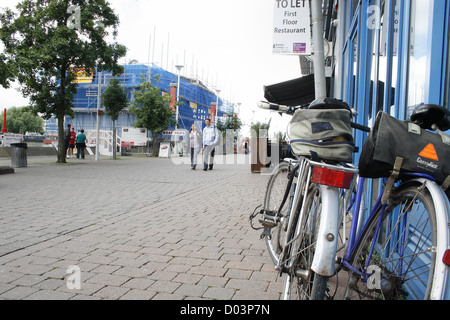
{"left": 410, "top": 178, "right": 450, "bottom": 300}
{"left": 311, "top": 184, "right": 340, "bottom": 277}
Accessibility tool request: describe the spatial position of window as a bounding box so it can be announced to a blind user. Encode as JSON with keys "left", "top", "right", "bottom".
{"left": 445, "top": 30, "right": 450, "bottom": 110}
{"left": 406, "top": 0, "right": 432, "bottom": 118}
{"left": 377, "top": 0, "right": 400, "bottom": 116}
{"left": 352, "top": 0, "right": 360, "bottom": 17}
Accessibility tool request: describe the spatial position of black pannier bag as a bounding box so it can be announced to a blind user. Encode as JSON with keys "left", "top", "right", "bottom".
{"left": 359, "top": 111, "right": 450, "bottom": 184}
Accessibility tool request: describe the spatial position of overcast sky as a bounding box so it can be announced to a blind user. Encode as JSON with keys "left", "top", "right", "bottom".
{"left": 0, "top": 0, "right": 304, "bottom": 134}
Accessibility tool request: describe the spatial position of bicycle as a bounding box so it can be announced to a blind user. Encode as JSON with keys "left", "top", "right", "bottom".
{"left": 251, "top": 100, "right": 450, "bottom": 300}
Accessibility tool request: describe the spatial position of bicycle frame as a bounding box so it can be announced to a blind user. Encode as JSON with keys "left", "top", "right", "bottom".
{"left": 341, "top": 175, "right": 450, "bottom": 300}
{"left": 277, "top": 157, "right": 358, "bottom": 277}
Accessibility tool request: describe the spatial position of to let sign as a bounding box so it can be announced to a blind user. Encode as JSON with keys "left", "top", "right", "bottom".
{"left": 273, "top": 0, "right": 311, "bottom": 55}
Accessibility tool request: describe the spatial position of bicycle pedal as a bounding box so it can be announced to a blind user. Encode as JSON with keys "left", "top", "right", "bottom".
{"left": 258, "top": 209, "right": 279, "bottom": 228}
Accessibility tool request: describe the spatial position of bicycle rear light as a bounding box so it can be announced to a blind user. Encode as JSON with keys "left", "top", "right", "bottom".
{"left": 312, "top": 167, "right": 353, "bottom": 189}
{"left": 444, "top": 250, "right": 450, "bottom": 266}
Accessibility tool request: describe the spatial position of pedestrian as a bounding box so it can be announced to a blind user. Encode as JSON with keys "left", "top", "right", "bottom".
{"left": 76, "top": 129, "right": 87, "bottom": 159}
{"left": 188, "top": 123, "right": 201, "bottom": 170}
{"left": 64, "top": 123, "right": 71, "bottom": 157}
{"left": 67, "top": 126, "right": 76, "bottom": 158}
{"left": 202, "top": 118, "right": 219, "bottom": 171}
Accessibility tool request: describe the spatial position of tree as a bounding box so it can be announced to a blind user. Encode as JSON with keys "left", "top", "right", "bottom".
{"left": 102, "top": 78, "right": 127, "bottom": 159}
{"left": 0, "top": 0, "right": 127, "bottom": 163}
{"left": 217, "top": 115, "right": 243, "bottom": 153}
{"left": 129, "top": 77, "right": 175, "bottom": 156}
{"left": 1, "top": 106, "right": 44, "bottom": 134}
{"left": 0, "top": 53, "right": 16, "bottom": 88}
{"left": 217, "top": 114, "right": 242, "bottom": 132}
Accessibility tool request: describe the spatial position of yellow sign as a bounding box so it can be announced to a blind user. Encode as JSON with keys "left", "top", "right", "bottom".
{"left": 70, "top": 67, "right": 94, "bottom": 83}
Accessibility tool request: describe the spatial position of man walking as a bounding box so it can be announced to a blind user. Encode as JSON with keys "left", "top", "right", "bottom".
{"left": 202, "top": 118, "right": 219, "bottom": 171}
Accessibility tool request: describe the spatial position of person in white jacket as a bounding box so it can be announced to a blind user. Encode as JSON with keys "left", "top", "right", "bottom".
{"left": 202, "top": 118, "right": 219, "bottom": 171}
{"left": 188, "top": 123, "right": 201, "bottom": 170}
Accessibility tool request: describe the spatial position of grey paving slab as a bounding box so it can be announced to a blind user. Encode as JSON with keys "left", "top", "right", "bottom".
{"left": 0, "top": 153, "right": 284, "bottom": 300}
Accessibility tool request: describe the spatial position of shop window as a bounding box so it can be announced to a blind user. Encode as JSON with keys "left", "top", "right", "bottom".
{"left": 368, "top": 0, "right": 385, "bottom": 121}
{"left": 406, "top": 0, "right": 431, "bottom": 118}
{"left": 377, "top": 0, "right": 399, "bottom": 116}
{"left": 352, "top": 0, "right": 360, "bottom": 17}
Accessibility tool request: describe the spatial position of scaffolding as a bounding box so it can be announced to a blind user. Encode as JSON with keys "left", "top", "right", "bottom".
{"left": 66, "top": 64, "right": 234, "bottom": 136}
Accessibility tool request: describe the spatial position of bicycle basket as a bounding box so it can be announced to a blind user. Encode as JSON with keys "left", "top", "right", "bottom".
{"left": 359, "top": 111, "right": 450, "bottom": 184}
{"left": 289, "top": 108, "right": 355, "bottom": 162}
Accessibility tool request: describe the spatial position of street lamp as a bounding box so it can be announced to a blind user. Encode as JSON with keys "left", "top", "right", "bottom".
{"left": 95, "top": 71, "right": 102, "bottom": 161}
{"left": 175, "top": 65, "right": 184, "bottom": 129}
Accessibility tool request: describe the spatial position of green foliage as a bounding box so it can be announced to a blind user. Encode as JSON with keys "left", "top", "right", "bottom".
{"left": 250, "top": 121, "right": 270, "bottom": 137}
{"left": 103, "top": 79, "right": 127, "bottom": 121}
{"left": 0, "top": 53, "right": 16, "bottom": 88}
{"left": 0, "top": 0, "right": 127, "bottom": 162}
{"left": 275, "top": 131, "right": 287, "bottom": 143}
{"left": 129, "top": 76, "right": 175, "bottom": 156}
{"left": 1, "top": 106, "right": 44, "bottom": 134}
{"left": 102, "top": 78, "right": 127, "bottom": 159}
{"left": 129, "top": 76, "right": 175, "bottom": 135}
{"left": 216, "top": 114, "right": 242, "bottom": 133}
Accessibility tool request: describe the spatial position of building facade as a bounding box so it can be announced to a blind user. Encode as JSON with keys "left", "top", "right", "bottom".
{"left": 45, "top": 64, "right": 234, "bottom": 139}
{"left": 332, "top": 0, "right": 449, "bottom": 155}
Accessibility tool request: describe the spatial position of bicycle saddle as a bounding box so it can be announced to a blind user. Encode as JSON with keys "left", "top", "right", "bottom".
{"left": 410, "top": 104, "right": 450, "bottom": 131}
{"left": 308, "top": 97, "right": 352, "bottom": 116}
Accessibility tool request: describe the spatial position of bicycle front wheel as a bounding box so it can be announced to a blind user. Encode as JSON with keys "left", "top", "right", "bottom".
{"left": 345, "top": 181, "right": 438, "bottom": 300}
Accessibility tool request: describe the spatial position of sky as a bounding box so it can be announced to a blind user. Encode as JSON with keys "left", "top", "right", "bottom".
{"left": 0, "top": 0, "right": 305, "bottom": 135}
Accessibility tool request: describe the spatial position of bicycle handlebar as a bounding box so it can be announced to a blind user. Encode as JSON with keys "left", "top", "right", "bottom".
{"left": 257, "top": 100, "right": 371, "bottom": 133}
{"left": 350, "top": 122, "right": 370, "bottom": 132}
{"left": 256, "top": 101, "right": 297, "bottom": 114}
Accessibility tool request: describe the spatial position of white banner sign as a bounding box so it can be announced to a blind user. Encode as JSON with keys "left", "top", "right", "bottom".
{"left": 273, "top": 0, "right": 311, "bottom": 55}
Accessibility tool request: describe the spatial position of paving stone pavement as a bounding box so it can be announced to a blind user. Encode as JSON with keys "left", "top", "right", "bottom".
{"left": 0, "top": 153, "right": 284, "bottom": 300}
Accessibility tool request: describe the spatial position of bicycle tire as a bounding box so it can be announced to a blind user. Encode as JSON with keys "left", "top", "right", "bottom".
{"left": 282, "top": 184, "right": 329, "bottom": 300}
{"left": 264, "top": 161, "right": 291, "bottom": 265}
{"left": 344, "top": 181, "right": 438, "bottom": 300}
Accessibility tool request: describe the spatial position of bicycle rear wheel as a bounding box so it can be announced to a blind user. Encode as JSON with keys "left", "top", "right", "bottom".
{"left": 282, "top": 184, "right": 328, "bottom": 300}
{"left": 345, "top": 181, "right": 438, "bottom": 300}
{"left": 263, "top": 161, "right": 291, "bottom": 265}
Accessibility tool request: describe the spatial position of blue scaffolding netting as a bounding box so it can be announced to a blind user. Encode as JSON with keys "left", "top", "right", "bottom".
{"left": 45, "top": 64, "right": 234, "bottom": 136}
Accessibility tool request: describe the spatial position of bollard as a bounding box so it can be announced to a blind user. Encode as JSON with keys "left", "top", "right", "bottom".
{"left": 10, "top": 143, "right": 27, "bottom": 168}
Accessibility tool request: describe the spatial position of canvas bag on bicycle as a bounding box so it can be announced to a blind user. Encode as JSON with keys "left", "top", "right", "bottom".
{"left": 289, "top": 108, "right": 355, "bottom": 162}
{"left": 358, "top": 111, "right": 450, "bottom": 184}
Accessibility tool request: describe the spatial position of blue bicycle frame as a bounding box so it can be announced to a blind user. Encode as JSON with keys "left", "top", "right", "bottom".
{"left": 341, "top": 172, "right": 439, "bottom": 280}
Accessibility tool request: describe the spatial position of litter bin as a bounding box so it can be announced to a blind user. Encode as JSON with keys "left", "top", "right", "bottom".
{"left": 10, "top": 143, "right": 27, "bottom": 168}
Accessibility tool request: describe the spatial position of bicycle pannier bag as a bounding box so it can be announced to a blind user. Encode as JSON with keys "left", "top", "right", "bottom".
{"left": 289, "top": 109, "right": 355, "bottom": 162}
{"left": 359, "top": 111, "right": 450, "bottom": 184}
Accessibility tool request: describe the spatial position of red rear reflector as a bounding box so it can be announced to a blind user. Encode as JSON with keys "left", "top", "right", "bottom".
{"left": 312, "top": 167, "right": 353, "bottom": 189}
{"left": 444, "top": 250, "right": 450, "bottom": 266}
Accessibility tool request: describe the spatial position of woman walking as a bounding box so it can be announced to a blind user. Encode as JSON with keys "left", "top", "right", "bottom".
{"left": 188, "top": 124, "right": 201, "bottom": 170}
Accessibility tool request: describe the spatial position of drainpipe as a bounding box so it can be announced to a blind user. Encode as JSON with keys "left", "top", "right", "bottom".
{"left": 311, "top": 0, "right": 327, "bottom": 99}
